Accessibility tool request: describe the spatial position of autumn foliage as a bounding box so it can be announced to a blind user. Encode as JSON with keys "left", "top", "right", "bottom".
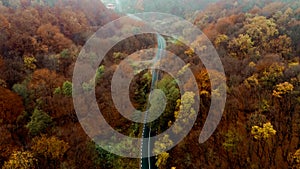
{"left": 0, "top": 0, "right": 300, "bottom": 169}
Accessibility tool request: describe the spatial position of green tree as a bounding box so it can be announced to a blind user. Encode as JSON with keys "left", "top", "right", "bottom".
{"left": 12, "top": 82, "right": 30, "bottom": 106}
{"left": 94, "top": 144, "right": 117, "bottom": 169}
{"left": 151, "top": 75, "right": 180, "bottom": 131}
{"left": 60, "top": 49, "right": 70, "bottom": 59}
{"left": 222, "top": 128, "right": 243, "bottom": 168}
{"left": 148, "top": 89, "right": 167, "bottom": 122}
{"left": 53, "top": 86, "right": 61, "bottom": 95}
{"left": 62, "top": 81, "right": 72, "bottom": 97}
{"left": 26, "top": 108, "right": 52, "bottom": 136}
{"left": 223, "top": 129, "right": 241, "bottom": 154}
{"left": 95, "top": 65, "right": 105, "bottom": 83}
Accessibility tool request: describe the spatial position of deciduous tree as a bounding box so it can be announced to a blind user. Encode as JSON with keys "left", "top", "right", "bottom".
{"left": 36, "top": 23, "right": 73, "bottom": 53}
{"left": 31, "top": 135, "right": 70, "bottom": 160}
{"left": 28, "top": 68, "right": 65, "bottom": 98}
{"left": 2, "top": 151, "right": 37, "bottom": 169}
{"left": 0, "top": 87, "right": 24, "bottom": 124}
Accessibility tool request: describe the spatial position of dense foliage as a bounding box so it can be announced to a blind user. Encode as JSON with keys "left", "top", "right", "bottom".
{"left": 0, "top": 0, "right": 300, "bottom": 168}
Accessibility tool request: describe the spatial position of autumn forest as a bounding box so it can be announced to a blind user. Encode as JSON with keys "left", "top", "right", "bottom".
{"left": 0, "top": 0, "right": 300, "bottom": 168}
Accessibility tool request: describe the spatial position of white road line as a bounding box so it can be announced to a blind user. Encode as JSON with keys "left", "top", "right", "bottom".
{"left": 148, "top": 127, "right": 151, "bottom": 169}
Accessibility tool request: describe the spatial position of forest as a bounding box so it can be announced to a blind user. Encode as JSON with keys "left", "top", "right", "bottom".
{"left": 0, "top": 0, "right": 300, "bottom": 168}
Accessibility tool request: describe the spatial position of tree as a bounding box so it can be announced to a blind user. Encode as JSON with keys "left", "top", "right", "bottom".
{"left": 214, "top": 34, "right": 229, "bottom": 48}
{"left": 0, "top": 14, "right": 9, "bottom": 33}
{"left": 2, "top": 151, "right": 37, "bottom": 169}
{"left": 260, "top": 63, "right": 284, "bottom": 89}
{"left": 272, "top": 82, "right": 294, "bottom": 98}
{"left": 153, "top": 134, "right": 173, "bottom": 155}
{"left": 172, "top": 92, "right": 196, "bottom": 134}
{"left": 243, "top": 74, "right": 259, "bottom": 89}
{"left": 288, "top": 149, "right": 300, "bottom": 168}
{"left": 57, "top": 7, "right": 89, "bottom": 44}
{"left": 4, "top": 7, "right": 41, "bottom": 56}
{"left": 12, "top": 7, "right": 40, "bottom": 35}
{"left": 0, "top": 124, "right": 21, "bottom": 164}
{"left": 148, "top": 89, "right": 167, "bottom": 122}
{"left": 95, "top": 65, "right": 105, "bottom": 84}
{"left": 28, "top": 68, "right": 65, "bottom": 98}
{"left": 215, "top": 17, "right": 234, "bottom": 34}
{"left": 222, "top": 128, "right": 243, "bottom": 168}
{"left": 23, "top": 55, "right": 37, "bottom": 71}
{"left": 12, "top": 82, "right": 30, "bottom": 107}
{"left": 20, "top": 0, "right": 31, "bottom": 8}
{"left": 94, "top": 144, "right": 117, "bottom": 169}
{"left": 251, "top": 122, "right": 276, "bottom": 140}
{"left": 194, "top": 69, "right": 211, "bottom": 96}
{"left": 0, "top": 57, "right": 7, "bottom": 88}
{"left": 31, "top": 135, "right": 70, "bottom": 160}
{"left": 62, "top": 81, "right": 72, "bottom": 97}
{"left": 268, "top": 35, "right": 292, "bottom": 57}
{"left": 251, "top": 122, "right": 276, "bottom": 168}
{"left": 228, "top": 34, "right": 255, "bottom": 58}
{"left": 151, "top": 75, "right": 180, "bottom": 131}
{"left": 0, "top": 87, "right": 24, "bottom": 124}
{"left": 223, "top": 129, "right": 241, "bottom": 154}
{"left": 156, "top": 152, "right": 169, "bottom": 169}
{"left": 261, "top": 2, "right": 284, "bottom": 17}
{"left": 36, "top": 23, "right": 73, "bottom": 53}
{"left": 1, "top": 58, "right": 25, "bottom": 87}
{"left": 26, "top": 108, "right": 52, "bottom": 136}
{"left": 243, "top": 15, "right": 278, "bottom": 52}
{"left": 247, "top": 113, "right": 267, "bottom": 131}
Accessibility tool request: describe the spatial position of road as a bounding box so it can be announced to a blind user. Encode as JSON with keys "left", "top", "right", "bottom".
{"left": 110, "top": 1, "right": 167, "bottom": 167}
{"left": 140, "top": 34, "right": 166, "bottom": 169}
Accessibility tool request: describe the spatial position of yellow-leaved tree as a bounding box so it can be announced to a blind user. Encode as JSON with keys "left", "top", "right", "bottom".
{"left": 172, "top": 92, "right": 196, "bottom": 134}
{"left": 272, "top": 82, "right": 294, "bottom": 98}
{"left": 288, "top": 149, "right": 300, "bottom": 168}
{"left": 156, "top": 152, "right": 169, "bottom": 169}
{"left": 153, "top": 135, "right": 173, "bottom": 169}
{"left": 228, "top": 34, "right": 255, "bottom": 58}
{"left": 251, "top": 122, "right": 276, "bottom": 140}
{"left": 31, "top": 135, "right": 70, "bottom": 160}
{"left": 2, "top": 151, "right": 37, "bottom": 169}
{"left": 251, "top": 122, "right": 276, "bottom": 168}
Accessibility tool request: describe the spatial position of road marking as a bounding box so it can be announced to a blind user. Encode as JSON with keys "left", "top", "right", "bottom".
{"left": 148, "top": 127, "right": 151, "bottom": 169}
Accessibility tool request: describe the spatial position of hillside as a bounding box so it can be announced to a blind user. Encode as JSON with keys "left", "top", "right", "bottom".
{"left": 0, "top": 0, "right": 300, "bottom": 169}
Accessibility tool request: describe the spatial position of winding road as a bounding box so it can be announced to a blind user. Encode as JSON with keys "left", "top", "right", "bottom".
{"left": 111, "top": 1, "right": 167, "bottom": 168}
{"left": 140, "top": 34, "right": 166, "bottom": 169}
